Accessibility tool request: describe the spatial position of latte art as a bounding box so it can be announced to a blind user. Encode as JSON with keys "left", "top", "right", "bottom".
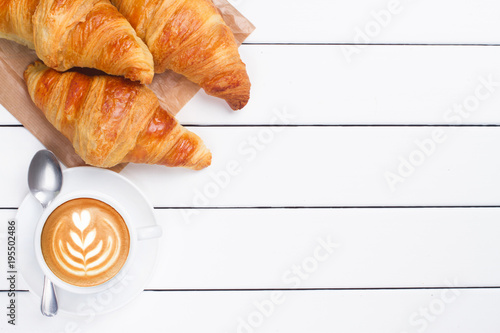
{"left": 41, "top": 198, "right": 130, "bottom": 287}
{"left": 59, "top": 211, "right": 118, "bottom": 276}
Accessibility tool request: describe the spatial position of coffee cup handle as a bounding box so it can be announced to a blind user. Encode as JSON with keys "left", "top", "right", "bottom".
{"left": 136, "top": 225, "right": 162, "bottom": 241}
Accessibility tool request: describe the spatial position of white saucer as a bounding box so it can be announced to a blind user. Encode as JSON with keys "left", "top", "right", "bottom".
{"left": 17, "top": 167, "right": 160, "bottom": 316}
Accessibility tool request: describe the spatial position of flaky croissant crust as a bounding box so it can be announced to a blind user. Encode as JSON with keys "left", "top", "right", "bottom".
{"left": 24, "top": 61, "right": 211, "bottom": 170}
{"left": 0, "top": 0, "right": 154, "bottom": 84}
{"left": 0, "top": 0, "right": 38, "bottom": 48}
{"left": 111, "top": 0, "right": 251, "bottom": 110}
{"left": 33, "top": 0, "right": 154, "bottom": 84}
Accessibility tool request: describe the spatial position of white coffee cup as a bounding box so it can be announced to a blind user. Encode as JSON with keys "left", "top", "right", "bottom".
{"left": 34, "top": 190, "right": 162, "bottom": 294}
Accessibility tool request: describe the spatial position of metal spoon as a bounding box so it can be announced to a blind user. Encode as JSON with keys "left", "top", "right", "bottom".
{"left": 28, "top": 150, "right": 63, "bottom": 317}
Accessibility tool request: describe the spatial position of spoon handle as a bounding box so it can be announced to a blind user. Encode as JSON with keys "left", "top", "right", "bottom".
{"left": 41, "top": 276, "right": 58, "bottom": 317}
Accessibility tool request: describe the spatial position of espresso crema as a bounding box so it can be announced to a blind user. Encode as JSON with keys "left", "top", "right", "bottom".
{"left": 41, "top": 198, "right": 130, "bottom": 287}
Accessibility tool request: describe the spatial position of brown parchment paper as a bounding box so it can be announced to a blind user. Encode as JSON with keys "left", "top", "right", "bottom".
{"left": 0, "top": 0, "right": 255, "bottom": 170}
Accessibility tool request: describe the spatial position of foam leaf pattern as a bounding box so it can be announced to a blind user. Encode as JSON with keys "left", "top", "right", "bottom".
{"left": 66, "top": 242, "right": 84, "bottom": 260}
{"left": 83, "top": 229, "right": 96, "bottom": 249}
{"left": 59, "top": 209, "right": 112, "bottom": 274}
{"left": 70, "top": 230, "right": 83, "bottom": 249}
{"left": 85, "top": 240, "right": 103, "bottom": 261}
{"left": 73, "top": 210, "right": 90, "bottom": 232}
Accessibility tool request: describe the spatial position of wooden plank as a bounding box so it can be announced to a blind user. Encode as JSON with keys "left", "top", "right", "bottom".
{"left": 3, "top": 207, "right": 500, "bottom": 290}
{"left": 237, "top": 0, "right": 500, "bottom": 44}
{"left": 123, "top": 126, "right": 500, "bottom": 207}
{"left": 4, "top": 45, "right": 500, "bottom": 125}
{"left": 4, "top": 289, "right": 500, "bottom": 332}
{"left": 180, "top": 45, "right": 500, "bottom": 125}
{"left": 0, "top": 129, "right": 45, "bottom": 207}
{"left": 1, "top": 127, "right": 500, "bottom": 207}
{"left": 148, "top": 208, "right": 500, "bottom": 289}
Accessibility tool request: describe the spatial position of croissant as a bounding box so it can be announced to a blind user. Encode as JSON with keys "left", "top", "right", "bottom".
{"left": 0, "top": 0, "right": 154, "bottom": 84}
{"left": 24, "top": 61, "right": 212, "bottom": 170}
{"left": 111, "top": 0, "right": 251, "bottom": 110}
{"left": 0, "top": 0, "right": 38, "bottom": 49}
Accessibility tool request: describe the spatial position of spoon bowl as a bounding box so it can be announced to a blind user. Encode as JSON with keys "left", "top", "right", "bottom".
{"left": 28, "top": 151, "right": 63, "bottom": 209}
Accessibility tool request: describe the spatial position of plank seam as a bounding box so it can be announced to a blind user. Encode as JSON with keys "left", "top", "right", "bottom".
{"left": 3, "top": 205, "right": 500, "bottom": 210}
{"left": 3, "top": 286, "right": 500, "bottom": 293}
{"left": 142, "top": 286, "right": 500, "bottom": 292}
{"left": 185, "top": 124, "right": 500, "bottom": 127}
{"left": 242, "top": 42, "right": 500, "bottom": 47}
{"left": 152, "top": 206, "right": 500, "bottom": 210}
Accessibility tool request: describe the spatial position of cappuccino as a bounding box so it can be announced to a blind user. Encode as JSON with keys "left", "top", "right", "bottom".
{"left": 40, "top": 198, "right": 130, "bottom": 287}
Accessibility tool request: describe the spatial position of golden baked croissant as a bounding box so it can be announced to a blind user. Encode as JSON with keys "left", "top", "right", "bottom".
{"left": 0, "top": 0, "right": 38, "bottom": 48}
{"left": 24, "top": 61, "right": 211, "bottom": 170}
{"left": 111, "top": 0, "right": 250, "bottom": 110}
{"left": 0, "top": 0, "right": 154, "bottom": 84}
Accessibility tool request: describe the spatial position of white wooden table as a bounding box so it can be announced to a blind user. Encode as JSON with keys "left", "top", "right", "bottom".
{"left": 2, "top": 0, "right": 500, "bottom": 332}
